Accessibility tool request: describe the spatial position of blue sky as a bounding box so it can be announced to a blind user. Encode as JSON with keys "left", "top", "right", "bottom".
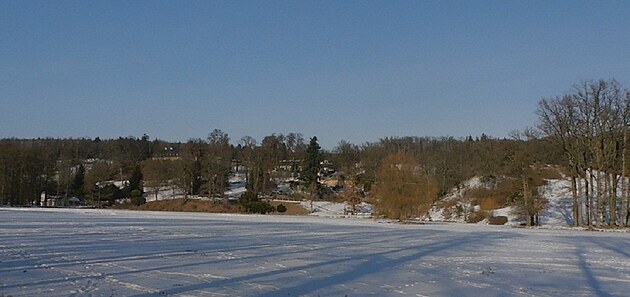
{"left": 2, "top": 0, "right": 630, "bottom": 149}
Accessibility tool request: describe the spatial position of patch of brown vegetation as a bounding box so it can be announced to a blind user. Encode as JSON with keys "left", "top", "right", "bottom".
{"left": 478, "top": 198, "right": 501, "bottom": 211}
{"left": 269, "top": 201, "right": 310, "bottom": 215}
{"left": 467, "top": 178, "right": 521, "bottom": 210}
{"left": 488, "top": 216, "right": 508, "bottom": 225}
{"left": 467, "top": 210, "right": 492, "bottom": 223}
{"left": 128, "top": 199, "right": 243, "bottom": 213}
{"left": 439, "top": 199, "right": 460, "bottom": 220}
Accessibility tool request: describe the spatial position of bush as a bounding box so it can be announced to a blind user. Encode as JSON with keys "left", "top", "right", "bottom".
{"left": 241, "top": 191, "right": 258, "bottom": 202}
{"left": 467, "top": 210, "right": 491, "bottom": 223}
{"left": 466, "top": 178, "right": 520, "bottom": 208}
{"left": 488, "top": 216, "right": 508, "bottom": 225}
{"left": 276, "top": 204, "right": 287, "bottom": 213}
{"left": 240, "top": 191, "right": 275, "bottom": 214}
{"left": 244, "top": 200, "right": 275, "bottom": 214}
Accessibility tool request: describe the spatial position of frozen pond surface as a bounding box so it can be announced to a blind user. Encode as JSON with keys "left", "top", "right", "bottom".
{"left": 1, "top": 208, "right": 629, "bottom": 297}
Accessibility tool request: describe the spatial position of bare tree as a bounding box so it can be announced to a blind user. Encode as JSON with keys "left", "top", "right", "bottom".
{"left": 538, "top": 79, "right": 629, "bottom": 227}
{"left": 371, "top": 152, "right": 438, "bottom": 221}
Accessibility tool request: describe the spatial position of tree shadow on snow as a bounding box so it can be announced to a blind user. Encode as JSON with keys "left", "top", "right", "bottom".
{"left": 575, "top": 243, "right": 613, "bottom": 297}
{"left": 130, "top": 231, "right": 510, "bottom": 297}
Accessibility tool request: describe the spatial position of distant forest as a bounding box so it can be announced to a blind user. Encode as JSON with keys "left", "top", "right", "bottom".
{"left": 2, "top": 79, "right": 630, "bottom": 227}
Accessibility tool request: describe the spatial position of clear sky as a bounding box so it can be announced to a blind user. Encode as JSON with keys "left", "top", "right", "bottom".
{"left": 2, "top": 0, "right": 630, "bottom": 149}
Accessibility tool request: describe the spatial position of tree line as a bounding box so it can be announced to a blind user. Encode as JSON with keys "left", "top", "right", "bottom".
{"left": 2, "top": 79, "right": 629, "bottom": 227}
{"left": 0, "top": 131, "right": 561, "bottom": 218}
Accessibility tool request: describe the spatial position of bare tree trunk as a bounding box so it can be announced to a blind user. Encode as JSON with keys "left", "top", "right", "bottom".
{"left": 622, "top": 131, "right": 628, "bottom": 227}
{"left": 577, "top": 178, "right": 588, "bottom": 226}
{"left": 523, "top": 176, "right": 532, "bottom": 226}
{"left": 609, "top": 173, "right": 617, "bottom": 227}
{"left": 590, "top": 171, "right": 597, "bottom": 228}
{"left": 595, "top": 170, "right": 605, "bottom": 228}
{"left": 585, "top": 170, "right": 592, "bottom": 228}
{"left": 571, "top": 174, "right": 580, "bottom": 227}
{"left": 601, "top": 172, "right": 608, "bottom": 226}
{"left": 622, "top": 175, "right": 628, "bottom": 227}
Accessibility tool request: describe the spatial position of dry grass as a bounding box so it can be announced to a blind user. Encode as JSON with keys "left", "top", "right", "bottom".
{"left": 478, "top": 198, "right": 501, "bottom": 211}
{"left": 466, "top": 178, "right": 520, "bottom": 209}
{"left": 269, "top": 201, "right": 310, "bottom": 215}
{"left": 129, "top": 199, "right": 243, "bottom": 213}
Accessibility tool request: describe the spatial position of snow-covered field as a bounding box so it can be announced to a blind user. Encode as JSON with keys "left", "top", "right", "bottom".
{"left": 1, "top": 208, "right": 629, "bottom": 297}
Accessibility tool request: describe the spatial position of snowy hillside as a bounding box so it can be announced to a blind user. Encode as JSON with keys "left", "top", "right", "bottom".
{"left": 539, "top": 178, "right": 575, "bottom": 226}
{"left": 427, "top": 176, "right": 578, "bottom": 227}
{"left": 426, "top": 176, "right": 485, "bottom": 224}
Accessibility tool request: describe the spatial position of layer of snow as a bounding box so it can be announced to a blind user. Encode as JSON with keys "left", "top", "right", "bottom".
{"left": 539, "top": 178, "right": 575, "bottom": 226}
{"left": 1, "top": 208, "right": 629, "bottom": 296}
{"left": 225, "top": 172, "right": 247, "bottom": 199}
{"left": 299, "top": 201, "right": 372, "bottom": 218}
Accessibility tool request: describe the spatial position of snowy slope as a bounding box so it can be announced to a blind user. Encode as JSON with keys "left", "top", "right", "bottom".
{"left": 428, "top": 176, "right": 579, "bottom": 227}
{"left": 1, "top": 208, "right": 629, "bottom": 297}
{"left": 426, "top": 176, "right": 484, "bottom": 223}
{"left": 539, "top": 178, "right": 575, "bottom": 226}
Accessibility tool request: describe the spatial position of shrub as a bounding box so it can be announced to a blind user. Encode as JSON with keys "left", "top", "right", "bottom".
{"left": 276, "top": 204, "right": 287, "bottom": 213}
{"left": 240, "top": 191, "right": 258, "bottom": 202}
{"left": 466, "top": 178, "right": 520, "bottom": 208}
{"left": 240, "top": 191, "right": 275, "bottom": 214}
{"left": 488, "top": 216, "right": 508, "bottom": 225}
{"left": 467, "top": 210, "right": 491, "bottom": 223}
{"left": 244, "top": 200, "right": 275, "bottom": 214}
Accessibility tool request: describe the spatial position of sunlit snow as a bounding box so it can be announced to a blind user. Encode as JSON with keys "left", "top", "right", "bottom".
{"left": 1, "top": 208, "right": 629, "bottom": 296}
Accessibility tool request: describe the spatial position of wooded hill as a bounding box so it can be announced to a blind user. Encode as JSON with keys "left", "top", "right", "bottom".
{"left": 2, "top": 79, "right": 629, "bottom": 228}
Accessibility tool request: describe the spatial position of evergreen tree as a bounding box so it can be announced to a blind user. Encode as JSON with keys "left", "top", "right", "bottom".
{"left": 71, "top": 164, "right": 85, "bottom": 197}
{"left": 125, "top": 165, "right": 143, "bottom": 198}
{"left": 302, "top": 137, "right": 322, "bottom": 190}
{"left": 130, "top": 189, "right": 145, "bottom": 205}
